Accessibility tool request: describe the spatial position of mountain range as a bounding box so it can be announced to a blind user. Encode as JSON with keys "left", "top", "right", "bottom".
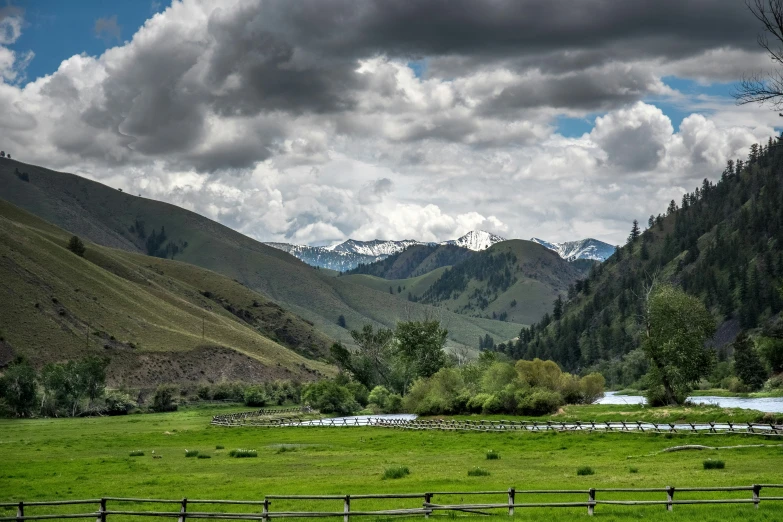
{"left": 0, "top": 159, "right": 533, "bottom": 382}
{"left": 267, "top": 230, "right": 614, "bottom": 271}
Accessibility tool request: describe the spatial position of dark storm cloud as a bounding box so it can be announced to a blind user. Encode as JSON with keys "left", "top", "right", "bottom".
{"left": 257, "top": 0, "right": 757, "bottom": 64}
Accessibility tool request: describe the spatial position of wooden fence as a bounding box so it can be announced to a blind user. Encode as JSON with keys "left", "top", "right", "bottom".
{"left": 211, "top": 414, "right": 783, "bottom": 436}
{"left": 211, "top": 408, "right": 314, "bottom": 427}
{"left": 2, "top": 485, "right": 782, "bottom": 520}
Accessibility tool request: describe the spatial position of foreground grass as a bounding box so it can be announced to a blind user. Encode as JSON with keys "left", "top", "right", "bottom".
{"left": 0, "top": 406, "right": 782, "bottom": 521}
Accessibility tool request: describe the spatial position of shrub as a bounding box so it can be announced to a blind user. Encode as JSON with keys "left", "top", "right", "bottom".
{"left": 151, "top": 385, "right": 178, "bottom": 412}
{"left": 367, "top": 386, "right": 391, "bottom": 410}
{"left": 577, "top": 466, "right": 595, "bottom": 476}
{"left": 579, "top": 373, "right": 606, "bottom": 404}
{"left": 215, "top": 445, "right": 225, "bottom": 450}
{"left": 382, "top": 466, "right": 410, "bottom": 479}
{"left": 703, "top": 460, "right": 725, "bottom": 470}
{"left": 468, "top": 467, "right": 490, "bottom": 477}
{"left": 129, "top": 450, "right": 144, "bottom": 457}
{"left": 764, "top": 374, "right": 783, "bottom": 390}
{"left": 481, "top": 394, "right": 504, "bottom": 414}
{"left": 385, "top": 394, "right": 403, "bottom": 414}
{"left": 466, "top": 393, "right": 492, "bottom": 413}
{"left": 517, "top": 389, "right": 563, "bottom": 416}
{"left": 197, "top": 454, "right": 211, "bottom": 459}
{"left": 486, "top": 450, "right": 500, "bottom": 460}
{"left": 67, "top": 236, "right": 86, "bottom": 257}
{"left": 276, "top": 446, "right": 297, "bottom": 454}
{"left": 243, "top": 386, "right": 268, "bottom": 407}
{"left": 346, "top": 382, "right": 369, "bottom": 407}
{"left": 229, "top": 449, "right": 257, "bottom": 458}
{"left": 302, "top": 381, "right": 360, "bottom": 416}
{"left": 185, "top": 450, "right": 199, "bottom": 458}
{"left": 104, "top": 391, "right": 137, "bottom": 415}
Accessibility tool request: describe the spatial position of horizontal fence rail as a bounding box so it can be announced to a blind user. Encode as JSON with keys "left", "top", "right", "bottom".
{"left": 3, "top": 485, "right": 782, "bottom": 520}
{"left": 211, "top": 408, "right": 315, "bottom": 427}
{"left": 211, "top": 413, "right": 783, "bottom": 436}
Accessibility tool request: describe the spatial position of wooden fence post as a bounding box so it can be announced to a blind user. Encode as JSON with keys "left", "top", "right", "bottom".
{"left": 16, "top": 501, "right": 23, "bottom": 522}
{"left": 753, "top": 484, "right": 761, "bottom": 509}
{"left": 666, "top": 487, "right": 674, "bottom": 511}
{"left": 588, "top": 488, "right": 595, "bottom": 516}
{"left": 263, "top": 499, "right": 270, "bottom": 521}
{"left": 424, "top": 493, "right": 432, "bottom": 519}
{"left": 508, "top": 488, "right": 515, "bottom": 516}
{"left": 96, "top": 498, "right": 107, "bottom": 522}
{"left": 178, "top": 498, "right": 187, "bottom": 522}
{"left": 344, "top": 495, "right": 350, "bottom": 522}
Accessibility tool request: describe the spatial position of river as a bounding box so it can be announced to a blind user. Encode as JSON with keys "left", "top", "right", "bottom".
{"left": 598, "top": 391, "right": 783, "bottom": 413}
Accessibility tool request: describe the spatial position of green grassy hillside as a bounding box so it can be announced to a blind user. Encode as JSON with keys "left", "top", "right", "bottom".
{"left": 0, "top": 199, "right": 333, "bottom": 386}
{"left": 414, "top": 240, "right": 583, "bottom": 325}
{"left": 0, "top": 160, "right": 523, "bottom": 350}
{"left": 343, "top": 244, "right": 473, "bottom": 279}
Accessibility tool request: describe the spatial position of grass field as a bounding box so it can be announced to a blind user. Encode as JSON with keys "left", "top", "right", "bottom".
{"left": 1, "top": 406, "right": 782, "bottom": 521}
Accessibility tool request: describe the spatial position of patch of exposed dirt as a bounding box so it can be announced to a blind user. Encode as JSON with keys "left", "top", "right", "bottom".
{"left": 106, "top": 345, "right": 321, "bottom": 388}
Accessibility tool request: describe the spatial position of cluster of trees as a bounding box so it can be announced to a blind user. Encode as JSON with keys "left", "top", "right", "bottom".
{"left": 196, "top": 380, "right": 302, "bottom": 407}
{"left": 403, "top": 355, "right": 605, "bottom": 415}
{"left": 0, "top": 357, "right": 109, "bottom": 417}
{"left": 488, "top": 135, "right": 783, "bottom": 396}
{"left": 0, "top": 150, "right": 11, "bottom": 159}
{"left": 421, "top": 252, "right": 517, "bottom": 305}
{"left": 330, "top": 320, "right": 450, "bottom": 395}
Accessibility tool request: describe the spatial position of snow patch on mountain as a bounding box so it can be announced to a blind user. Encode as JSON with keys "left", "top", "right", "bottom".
{"left": 329, "top": 238, "right": 422, "bottom": 257}
{"left": 441, "top": 230, "right": 505, "bottom": 251}
{"left": 530, "top": 237, "right": 615, "bottom": 262}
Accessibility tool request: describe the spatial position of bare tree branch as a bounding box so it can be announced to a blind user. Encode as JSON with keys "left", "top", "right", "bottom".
{"left": 734, "top": 0, "right": 783, "bottom": 108}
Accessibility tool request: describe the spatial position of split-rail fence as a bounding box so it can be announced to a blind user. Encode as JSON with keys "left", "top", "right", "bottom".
{"left": 210, "top": 413, "right": 783, "bottom": 436}
{"left": 3, "top": 485, "right": 782, "bottom": 520}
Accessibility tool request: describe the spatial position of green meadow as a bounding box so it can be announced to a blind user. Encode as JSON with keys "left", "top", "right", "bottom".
{"left": 1, "top": 406, "right": 782, "bottom": 521}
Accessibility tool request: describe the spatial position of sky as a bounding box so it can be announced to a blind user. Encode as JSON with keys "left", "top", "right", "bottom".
{"left": 1, "top": 1, "right": 782, "bottom": 247}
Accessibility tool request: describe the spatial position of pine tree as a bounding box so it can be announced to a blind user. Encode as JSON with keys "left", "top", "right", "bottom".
{"left": 628, "top": 220, "right": 641, "bottom": 243}
{"left": 553, "top": 295, "right": 563, "bottom": 321}
{"left": 733, "top": 332, "right": 767, "bottom": 391}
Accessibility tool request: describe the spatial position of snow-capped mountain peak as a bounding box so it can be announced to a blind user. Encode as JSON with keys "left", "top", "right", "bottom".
{"left": 330, "top": 238, "right": 421, "bottom": 257}
{"left": 441, "top": 230, "right": 506, "bottom": 251}
{"left": 530, "top": 237, "right": 615, "bottom": 262}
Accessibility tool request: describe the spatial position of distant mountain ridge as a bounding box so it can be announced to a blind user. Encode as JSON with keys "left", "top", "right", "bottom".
{"left": 268, "top": 231, "right": 612, "bottom": 270}
{"left": 266, "top": 231, "right": 503, "bottom": 271}
{"left": 530, "top": 237, "right": 615, "bottom": 262}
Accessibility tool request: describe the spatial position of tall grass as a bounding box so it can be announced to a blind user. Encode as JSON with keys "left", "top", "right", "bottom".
{"left": 467, "top": 467, "right": 490, "bottom": 477}
{"left": 128, "top": 450, "right": 144, "bottom": 457}
{"left": 382, "top": 466, "right": 410, "bottom": 479}
{"left": 486, "top": 450, "right": 500, "bottom": 460}
{"left": 703, "top": 460, "right": 725, "bottom": 470}
{"left": 577, "top": 466, "right": 595, "bottom": 476}
{"left": 185, "top": 449, "right": 199, "bottom": 458}
{"left": 229, "top": 449, "right": 258, "bottom": 458}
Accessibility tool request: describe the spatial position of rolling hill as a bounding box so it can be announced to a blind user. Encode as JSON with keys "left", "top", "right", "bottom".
{"left": 0, "top": 199, "right": 333, "bottom": 387}
{"left": 343, "top": 240, "right": 584, "bottom": 326}
{"left": 0, "top": 160, "right": 524, "bottom": 351}
{"left": 342, "top": 244, "right": 474, "bottom": 279}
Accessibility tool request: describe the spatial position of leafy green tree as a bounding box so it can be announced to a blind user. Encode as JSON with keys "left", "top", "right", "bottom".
{"left": 349, "top": 324, "right": 395, "bottom": 388}
{"left": 394, "top": 320, "right": 448, "bottom": 382}
{"left": 642, "top": 285, "right": 715, "bottom": 405}
{"left": 302, "top": 380, "right": 359, "bottom": 416}
{"left": 151, "top": 385, "right": 178, "bottom": 412}
{"left": 41, "top": 361, "right": 83, "bottom": 416}
{"left": 0, "top": 358, "right": 38, "bottom": 417}
{"left": 67, "top": 236, "right": 86, "bottom": 257}
{"left": 733, "top": 332, "right": 767, "bottom": 391}
{"left": 337, "top": 315, "right": 347, "bottom": 328}
{"left": 757, "top": 336, "right": 783, "bottom": 373}
{"left": 77, "top": 356, "right": 109, "bottom": 409}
